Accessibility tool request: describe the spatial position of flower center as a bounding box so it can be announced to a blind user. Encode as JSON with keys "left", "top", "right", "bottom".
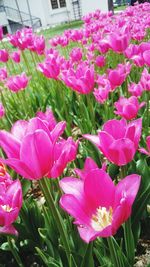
{"left": 1, "top": 204, "right": 12, "bottom": 212}
{"left": 91, "top": 206, "right": 113, "bottom": 231}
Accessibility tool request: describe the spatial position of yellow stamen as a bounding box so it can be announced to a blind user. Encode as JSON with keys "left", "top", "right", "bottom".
{"left": 91, "top": 206, "right": 113, "bottom": 231}
{"left": 1, "top": 204, "right": 12, "bottom": 212}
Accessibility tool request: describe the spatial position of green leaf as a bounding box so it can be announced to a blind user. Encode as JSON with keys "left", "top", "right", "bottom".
{"left": 80, "top": 243, "right": 94, "bottom": 267}
{"left": 35, "top": 247, "right": 61, "bottom": 267}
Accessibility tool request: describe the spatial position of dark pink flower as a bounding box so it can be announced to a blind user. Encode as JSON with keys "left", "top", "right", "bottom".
{"left": 0, "top": 49, "right": 9, "bottom": 63}
{"left": 60, "top": 162, "right": 141, "bottom": 242}
{"left": 5, "top": 73, "right": 29, "bottom": 92}
{"left": 84, "top": 118, "right": 142, "bottom": 166}
{"left": 0, "top": 117, "right": 78, "bottom": 180}
{"left": 0, "top": 179, "right": 22, "bottom": 236}
{"left": 114, "top": 96, "right": 145, "bottom": 120}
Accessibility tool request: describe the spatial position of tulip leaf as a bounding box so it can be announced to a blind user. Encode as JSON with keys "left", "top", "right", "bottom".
{"left": 35, "top": 247, "right": 61, "bottom": 267}
{"left": 80, "top": 243, "right": 94, "bottom": 267}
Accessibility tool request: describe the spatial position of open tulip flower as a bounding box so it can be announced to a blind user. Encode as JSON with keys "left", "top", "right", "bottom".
{"left": 6, "top": 72, "right": 30, "bottom": 92}
{"left": 114, "top": 96, "right": 145, "bottom": 120}
{"left": 60, "top": 161, "right": 141, "bottom": 243}
{"left": 0, "top": 179, "right": 22, "bottom": 236}
{"left": 0, "top": 117, "right": 78, "bottom": 180}
{"left": 84, "top": 118, "right": 142, "bottom": 166}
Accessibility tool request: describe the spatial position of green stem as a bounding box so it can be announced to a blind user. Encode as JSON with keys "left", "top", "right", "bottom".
{"left": 107, "top": 237, "right": 121, "bottom": 267}
{"left": 86, "top": 94, "right": 96, "bottom": 130}
{"left": 123, "top": 218, "right": 135, "bottom": 266}
{"left": 21, "top": 51, "right": 31, "bottom": 75}
{"left": 39, "top": 178, "right": 71, "bottom": 265}
{"left": 7, "top": 237, "right": 24, "bottom": 267}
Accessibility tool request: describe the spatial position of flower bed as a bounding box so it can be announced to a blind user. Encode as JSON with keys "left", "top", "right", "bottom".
{"left": 0, "top": 3, "right": 150, "bottom": 267}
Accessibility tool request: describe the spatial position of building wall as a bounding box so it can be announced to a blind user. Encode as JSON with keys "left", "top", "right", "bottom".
{"left": 81, "top": 0, "right": 108, "bottom": 16}
{"left": 0, "top": 11, "right": 8, "bottom": 25}
{"left": 2, "top": 0, "right": 108, "bottom": 28}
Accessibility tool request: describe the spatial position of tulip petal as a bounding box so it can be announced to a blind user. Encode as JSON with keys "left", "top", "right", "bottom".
{"left": 0, "top": 225, "right": 18, "bottom": 236}
{"left": 103, "top": 119, "right": 126, "bottom": 139}
{"left": 50, "top": 121, "right": 66, "bottom": 143}
{"left": 26, "top": 117, "right": 52, "bottom": 141}
{"left": 60, "top": 194, "right": 90, "bottom": 225}
{"left": 0, "top": 158, "right": 36, "bottom": 179}
{"left": 75, "top": 157, "right": 98, "bottom": 180}
{"left": 60, "top": 177, "right": 84, "bottom": 202}
{"left": 0, "top": 131, "right": 20, "bottom": 158}
{"left": 98, "top": 131, "right": 114, "bottom": 158}
{"left": 84, "top": 169, "right": 115, "bottom": 210}
{"left": 83, "top": 134, "right": 100, "bottom": 147}
{"left": 11, "top": 120, "right": 28, "bottom": 141}
{"left": 108, "top": 138, "right": 135, "bottom": 165}
{"left": 20, "top": 130, "right": 53, "bottom": 179}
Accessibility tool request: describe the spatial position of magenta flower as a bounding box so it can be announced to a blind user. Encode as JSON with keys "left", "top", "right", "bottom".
{"left": 36, "top": 108, "right": 57, "bottom": 131}
{"left": 107, "top": 63, "right": 131, "bottom": 90}
{"left": 84, "top": 118, "right": 142, "bottom": 166}
{"left": 60, "top": 164, "right": 141, "bottom": 243}
{"left": 0, "top": 102, "right": 5, "bottom": 118}
{"left": 11, "top": 51, "right": 21, "bottom": 63}
{"left": 139, "top": 136, "right": 150, "bottom": 156}
{"left": 140, "top": 68, "right": 150, "bottom": 91}
{"left": 0, "top": 49, "right": 9, "bottom": 63}
{"left": 114, "top": 96, "right": 145, "bottom": 120}
{"left": 109, "top": 31, "right": 130, "bottom": 53}
{"left": 0, "top": 67, "right": 7, "bottom": 81}
{"left": 5, "top": 73, "right": 29, "bottom": 92}
{"left": 70, "top": 48, "right": 82, "bottom": 63}
{"left": 95, "top": 55, "right": 105, "bottom": 68}
{"left": 61, "top": 63, "right": 95, "bottom": 94}
{"left": 0, "top": 117, "right": 78, "bottom": 180}
{"left": 128, "top": 82, "right": 144, "bottom": 97}
{"left": 37, "top": 56, "right": 60, "bottom": 80}
{"left": 33, "top": 35, "right": 45, "bottom": 55}
{"left": 0, "top": 179, "right": 22, "bottom": 236}
{"left": 143, "top": 50, "right": 150, "bottom": 67}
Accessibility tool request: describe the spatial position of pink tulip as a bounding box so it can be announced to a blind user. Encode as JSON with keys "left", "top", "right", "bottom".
{"left": 109, "top": 32, "right": 130, "bottom": 53}
{"left": 0, "top": 162, "right": 12, "bottom": 191}
{"left": 60, "top": 163, "right": 141, "bottom": 243}
{"left": 33, "top": 35, "right": 45, "bottom": 55}
{"left": 0, "top": 67, "right": 7, "bottom": 81}
{"left": 61, "top": 63, "right": 95, "bottom": 94}
{"left": 139, "top": 136, "right": 150, "bottom": 156}
{"left": 11, "top": 51, "right": 21, "bottom": 63}
{"left": 0, "top": 26, "right": 3, "bottom": 41}
{"left": 107, "top": 63, "right": 131, "bottom": 90}
{"left": 36, "top": 108, "right": 57, "bottom": 131}
{"left": 37, "top": 56, "right": 60, "bottom": 80}
{"left": 84, "top": 118, "right": 142, "bottom": 166}
{"left": 143, "top": 50, "right": 150, "bottom": 67}
{"left": 0, "top": 49, "right": 9, "bottom": 63}
{"left": 0, "top": 117, "right": 77, "bottom": 180}
{"left": 114, "top": 96, "right": 145, "bottom": 120}
{"left": 140, "top": 68, "right": 150, "bottom": 91}
{"left": 5, "top": 73, "right": 29, "bottom": 92}
{"left": 0, "top": 179, "right": 22, "bottom": 236}
{"left": 0, "top": 103, "right": 5, "bottom": 118}
{"left": 95, "top": 55, "right": 105, "bottom": 68}
{"left": 70, "top": 48, "right": 82, "bottom": 63}
{"left": 93, "top": 77, "right": 110, "bottom": 104}
{"left": 128, "top": 82, "right": 144, "bottom": 97}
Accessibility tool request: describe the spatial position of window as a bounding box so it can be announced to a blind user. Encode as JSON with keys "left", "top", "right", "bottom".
{"left": 50, "top": 0, "right": 66, "bottom": 9}
{"left": 59, "top": 0, "right": 66, "bottom": 7}
{"left": 51, "top": 0, "right": 59, "bottom": 9}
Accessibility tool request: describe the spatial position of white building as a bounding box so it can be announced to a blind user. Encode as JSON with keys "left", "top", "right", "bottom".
{"left": 0, "top": 0, "right": 108, "bottom": 33}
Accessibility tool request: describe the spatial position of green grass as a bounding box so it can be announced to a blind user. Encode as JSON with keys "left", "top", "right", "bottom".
{"left": 39, "top": 20, "right": 83, "bottom": 40}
